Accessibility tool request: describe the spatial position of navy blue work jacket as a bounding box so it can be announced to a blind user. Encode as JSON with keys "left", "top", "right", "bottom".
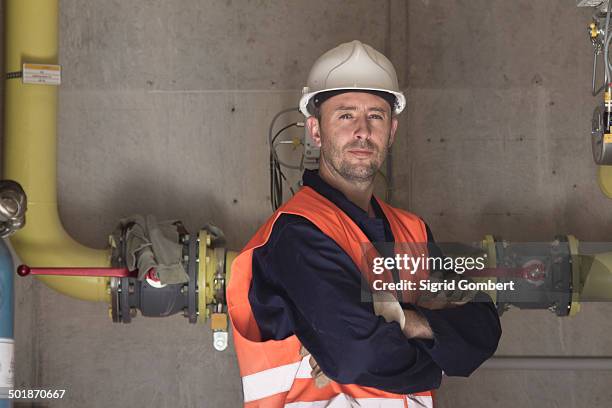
{"left": 249, "top": 169, "right": 501, "bottom": 394}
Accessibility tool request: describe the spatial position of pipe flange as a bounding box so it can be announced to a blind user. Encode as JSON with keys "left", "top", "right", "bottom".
{"left": 110, "top": 222, "right": 132, "bottom": 323}
{"left": 109, "top": 277, "right": 120, "bottom": 323}
{"left": 550, "top": 235, "right": 572, "bottom": 317}
{"left": 120, "top": 277, "right": 132, "bottom": 324}
{"left": 187, "top": 235, "right": 198, "bottom": 324}
{"left": 214, "top": 247, "right": 227, "bottom": 306}
{"left": 592, "top": 104, "right": 612, "bottom": 164}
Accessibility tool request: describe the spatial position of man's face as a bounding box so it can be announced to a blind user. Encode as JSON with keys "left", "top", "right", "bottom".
{"left": 308, "top": 92, "right": 398, "bottom": 183}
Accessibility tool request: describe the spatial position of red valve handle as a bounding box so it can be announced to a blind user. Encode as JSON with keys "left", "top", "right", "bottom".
{"left": 17, "top": 264, "right": 137, "bottom": 278}
{"left": 463, "top": 263, "right": 546, "bottom": 281}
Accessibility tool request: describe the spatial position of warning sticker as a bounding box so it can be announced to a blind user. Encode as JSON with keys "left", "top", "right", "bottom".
{"left": 0, "top": 338, "right": 14, "bottom": 389}
{"left": 22, "top": 63, "right": 61, "bottom": 85}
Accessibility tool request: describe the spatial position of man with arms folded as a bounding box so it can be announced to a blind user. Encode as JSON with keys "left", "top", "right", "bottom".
{"left": 227, "top": 40, "right": 502, "bottom": 408}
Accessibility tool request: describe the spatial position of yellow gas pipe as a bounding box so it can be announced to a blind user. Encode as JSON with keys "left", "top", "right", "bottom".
{"left": 3, "top": 0, "right": 110, "bottom": 302}
{"left": 598, "top": 90, "right": 612, "bottom": 196}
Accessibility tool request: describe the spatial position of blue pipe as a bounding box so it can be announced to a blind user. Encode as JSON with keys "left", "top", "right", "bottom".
{"left": 0, "top": 238, "right": 14, "bottom": 407}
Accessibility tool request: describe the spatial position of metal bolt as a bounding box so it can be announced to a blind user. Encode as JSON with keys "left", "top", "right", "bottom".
{"left": 213, "top": 331, "right": 228, "bottom": 351}
{"left": 206, "top": 236, "right": 212, "bottom": 246}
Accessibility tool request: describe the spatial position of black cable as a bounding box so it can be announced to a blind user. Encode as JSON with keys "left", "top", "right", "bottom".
{"left": 272, "top": 123, "right": 298, "bottom": 145}
{"left": 269, "top": 151, "right": 276, "bottom": 211}
{"left": 269, "top": 123, "right": 300, "bottom": 211}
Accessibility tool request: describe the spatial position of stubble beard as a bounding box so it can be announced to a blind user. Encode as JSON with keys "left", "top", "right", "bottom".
{"left": 321, "top": 135, "right": 389, "bottom": 183}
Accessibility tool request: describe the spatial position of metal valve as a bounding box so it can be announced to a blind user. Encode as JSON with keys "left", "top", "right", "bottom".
{"left": 0, "top": 180, "right": 27, "bottom": 238}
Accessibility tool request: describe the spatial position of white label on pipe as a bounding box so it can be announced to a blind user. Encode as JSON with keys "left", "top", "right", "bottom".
{"left": 0, "top": 338, "right": 15, "bottom": 389}
{"left": 22, "top": 63, "right": 62, "bottom": 85}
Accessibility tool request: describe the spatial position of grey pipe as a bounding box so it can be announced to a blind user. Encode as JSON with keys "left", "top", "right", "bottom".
{"left": 481, "top": 357, "right": 612, "bottom": 370}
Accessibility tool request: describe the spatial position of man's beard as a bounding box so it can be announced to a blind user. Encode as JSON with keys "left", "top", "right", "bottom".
{"left": 322, "top": 137, "right": 388, "bottom": 182}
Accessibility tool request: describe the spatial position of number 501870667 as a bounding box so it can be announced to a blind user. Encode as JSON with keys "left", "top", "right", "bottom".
{"left": 8, "top": 389, "right": 66, "bottom": 399}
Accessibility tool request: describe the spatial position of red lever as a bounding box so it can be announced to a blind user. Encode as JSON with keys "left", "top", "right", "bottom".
{"left": 17, "top": 264, "right": 137, "bottom": 278}
{"left": 463, "top": 262, "right": 546, "bottom": 281}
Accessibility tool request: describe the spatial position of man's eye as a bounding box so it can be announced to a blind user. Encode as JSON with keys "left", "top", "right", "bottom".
{"left": 339, "top": 113, "right": 352, "bottom": 119}
{"left": 369, "top": 114, "right": 383, "bottom": 120}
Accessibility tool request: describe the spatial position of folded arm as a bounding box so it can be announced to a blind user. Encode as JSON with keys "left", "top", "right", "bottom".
{"left": 403, "top": 223, "right": 502, "bottom": 376}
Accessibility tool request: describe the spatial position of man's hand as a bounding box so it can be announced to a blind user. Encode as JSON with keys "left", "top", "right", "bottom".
{"left": 402, "top": 309, "right": 433, "bottom": 339}
{"left": 372, "top": 291, "right": 406, "bottom": 328}
{"left": 416, "top": 271, "right": 477, "bottom": 310}
{"left": 300, "top": 346, "right": 331, "bottom": 388}
{"left": 372, "top": 291, "right": 434, "bottom": 340}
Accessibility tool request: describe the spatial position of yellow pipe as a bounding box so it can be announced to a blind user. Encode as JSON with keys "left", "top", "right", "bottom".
{"left": 597, "top": 166, "right": 612, "bottom": 198}
{"left": 479, "top": 235, "right": 498, "bottom": 303}
{"left": 579, "top": 251, "right": 612, "bottom": 301}
{"left": 4, "top": 0, "right": 110, "bottom": 302}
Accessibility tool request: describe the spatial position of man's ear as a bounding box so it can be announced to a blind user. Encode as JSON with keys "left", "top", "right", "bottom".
{"left": 306, "top": 116, "right": 322, "bottom": 148}
{"left": 388, "top": 117, "right": 399, "bottom": 148}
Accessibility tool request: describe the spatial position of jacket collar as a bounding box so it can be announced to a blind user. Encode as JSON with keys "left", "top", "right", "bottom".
{"left": 301, "top": 169, "right": 385, "bottom": 223}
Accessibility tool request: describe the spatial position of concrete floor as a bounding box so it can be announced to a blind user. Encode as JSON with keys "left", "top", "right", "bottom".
{"left": 2, "top": 0, "right": 612, "bottom": 407}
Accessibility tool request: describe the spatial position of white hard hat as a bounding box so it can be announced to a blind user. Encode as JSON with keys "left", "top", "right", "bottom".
{"left": 299, "top": 40, "right": 405, "bottom": 117}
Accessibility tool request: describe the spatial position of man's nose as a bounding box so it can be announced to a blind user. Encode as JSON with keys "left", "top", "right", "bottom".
{"left": 353, "top": 115, "right": 371, "bottom": 139}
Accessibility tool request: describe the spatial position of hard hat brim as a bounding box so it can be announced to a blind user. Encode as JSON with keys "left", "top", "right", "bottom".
{"left": 299, "top": 87, "right": 406, "bottom": 117}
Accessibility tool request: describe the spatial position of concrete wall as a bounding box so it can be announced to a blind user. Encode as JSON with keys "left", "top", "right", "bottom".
{"left": 2, "top": 0, "right": 611, "bottom": 407}
{"left": 401, "top": 1, "right": 612, "bottom": 407}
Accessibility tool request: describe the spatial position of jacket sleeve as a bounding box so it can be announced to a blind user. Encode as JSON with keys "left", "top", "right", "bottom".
{"left": 407, "top": 223, "right": 502, "bottom": 376}
{"left": 249, "top": 215, "right": 442, "bottom": 395}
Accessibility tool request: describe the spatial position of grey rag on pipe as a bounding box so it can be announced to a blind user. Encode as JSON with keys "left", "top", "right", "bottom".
{"left": 111, "top": 215, "right": 189, "bottom": 284}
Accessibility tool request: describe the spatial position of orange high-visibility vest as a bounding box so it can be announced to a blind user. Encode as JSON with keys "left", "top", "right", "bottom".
{"left": 227, "top": 186, "right": 435, "bottom": 408}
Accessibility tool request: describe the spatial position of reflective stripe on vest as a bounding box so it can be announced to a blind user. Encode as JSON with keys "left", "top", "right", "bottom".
{"left": 228, "top": 187, "right": 434, "bottom": 407}
{"left": 284, "top": 393, "right": 433, "bottom": 407}
{"left": 284, "top": 395, "right": 406, "bottom": 407}
{"left": 243, "top": 356, "right": 313, "bottom": 402}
